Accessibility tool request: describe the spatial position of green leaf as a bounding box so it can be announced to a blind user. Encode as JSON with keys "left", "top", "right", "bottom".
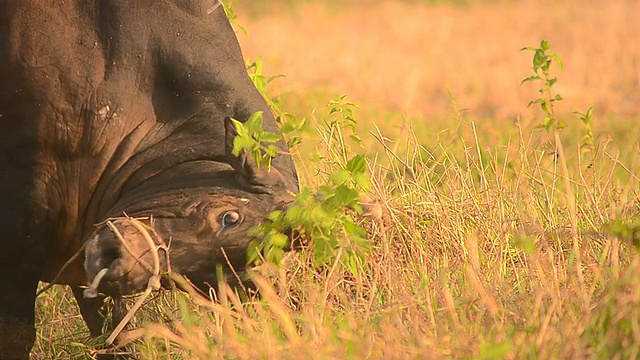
{"left": 540, "top": 100, "right": 550, "bottom": 114}
{"left": 513, "top": 236, "right": 536, "bottom": 255}
{"left": 261, "top": 154, "right": 272, "bottom": 171}
{"left": 265, "top": 246, "right": 284, "bottom": 264}
{"left": 232, "top": 136, "right": 255, "bottom": 156}
{"left": 349, "top": 134, "right": 363, "bottom": 146}
{"left": 540, "top": 39, "right": 550, "bottom": 50}
{"left": 246, "top": 240, "right": 260, "bottom": 264}
{"left": 330, "top": 169, "right": 351, "bottom": 185}
{"left": 288, "top": 137, "right": 302, "bottom": 148}
{"left": 245, "top": 111, "right": 264, "bottom": 134}
{"left": 231, "top": 118, "right": 249, "bottom": 138}
{"left": 520, "top": 75, "right": 541, "bottom": 85}
{"left": 550, "top": 53, "right": 564, "bottom": 69}
{"left": 343, "top": 253, "right": 359, "bottom": 276}
{"left": 284, "top": 205, "right": 304, "bottom": 224}
{"left": 310, "top": 206, "right": 333, "bottom": 228}
{"left": 279, "top": 119, "right": 297, "bottom": 133}
{"left": 527, "top": 98, "right": 543, "bottom": 107}
{"left": 267, "top": 210, "right": 283, "bottom": 222}
{"left": 313, "top": 236, "right": 333, "bottom": 264}
{"left": 327, "top": 95, "right": 347, "bottom": 105}
{"left": 264, "top": 145, "right": 278, "bottom": 158}
{"left": 251, "top": 149, "right": 263, "bottom": 169}
{"left": 260, "top": 131, "right": 283, "bottom": 143}
{"left": 333, "top": 185, "right": 360, "bottom": 208}
{"left": 346, "top": 154, "right": 367, "bottom": 174}
{"left": 268, "top": 232, "right": 289, "bottom": 248}
{"left": 533, "top": 49, "right": 547, "bottom": 68}
{"left": 343, "top": 218, "right": 368, "bottom": 239}
{"left": 353, "top": 172, "right": 371, "bottom": 190}
{"left": 267, "top": 74, "right": 285, "bottom": 83}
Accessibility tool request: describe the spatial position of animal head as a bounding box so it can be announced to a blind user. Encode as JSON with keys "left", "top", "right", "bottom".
{"left": 84, "top": 117, "right": 297, "bottom": 296}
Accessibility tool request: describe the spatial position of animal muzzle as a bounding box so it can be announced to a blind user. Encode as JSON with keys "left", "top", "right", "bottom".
{"left": 83, "top": 218, "right": 167, "bottom": 297}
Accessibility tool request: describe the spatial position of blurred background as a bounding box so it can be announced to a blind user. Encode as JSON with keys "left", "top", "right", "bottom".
{"left": 234, "top": 0, "right": 639, "bottom": 125}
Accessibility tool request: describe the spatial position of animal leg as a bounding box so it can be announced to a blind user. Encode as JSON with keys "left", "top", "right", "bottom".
{"left": 0, "top": 273, "right": 39, "bottom": 360}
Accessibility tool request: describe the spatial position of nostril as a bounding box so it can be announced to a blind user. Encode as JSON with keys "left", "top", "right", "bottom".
{"left": 101, "top": 246, "right": 121, "bottom": 269}
{"left": 84, "top": 244, "right": 122, "bottom": 299}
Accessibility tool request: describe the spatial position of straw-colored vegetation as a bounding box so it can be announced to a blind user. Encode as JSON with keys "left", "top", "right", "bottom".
{"left": 32, "top": 1, "right": 640, "bottom": 359}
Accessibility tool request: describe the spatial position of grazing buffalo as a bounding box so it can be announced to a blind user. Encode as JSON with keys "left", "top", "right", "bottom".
{"left": 0, "top": 1, "right": 299, "bottom": 358}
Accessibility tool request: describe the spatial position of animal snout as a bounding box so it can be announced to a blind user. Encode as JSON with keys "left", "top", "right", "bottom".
{"left": 83, "top": 220, "right": 162, "bottom": 297}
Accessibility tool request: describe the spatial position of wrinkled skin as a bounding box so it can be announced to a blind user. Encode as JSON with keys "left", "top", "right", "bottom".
{"left": 0, "top": 1, "right": 298, "bottom": 359}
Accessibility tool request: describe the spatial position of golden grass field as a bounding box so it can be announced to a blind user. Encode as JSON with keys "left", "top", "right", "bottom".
{"left": 236, "top": 0, "right": 640, "bottom": 120}
{"left": 32, "top": 1, "right": 640, "bottom": 359}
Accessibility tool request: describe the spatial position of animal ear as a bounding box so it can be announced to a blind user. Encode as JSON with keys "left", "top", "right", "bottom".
{"left": 224, "top": 117, "right": 285, "bottom": 190}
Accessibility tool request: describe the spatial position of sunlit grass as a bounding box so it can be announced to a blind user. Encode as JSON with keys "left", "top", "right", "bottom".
{"left": 33, "top": 95, "right": 640, "bottom": 357}
{"left": 116, "top": 108, "right": 640, "bottom": 358}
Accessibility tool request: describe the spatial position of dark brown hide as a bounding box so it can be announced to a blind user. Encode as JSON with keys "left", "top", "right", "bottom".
{"left": 0, "top": 1, "right": 298, "bottom": 358}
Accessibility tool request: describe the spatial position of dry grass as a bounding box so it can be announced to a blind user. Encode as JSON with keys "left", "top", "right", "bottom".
{"left": 119, "top": 113, "right": 639, "bottom": 358}
{"left": 32, "top": 1, "right": 640, "bottom": 359}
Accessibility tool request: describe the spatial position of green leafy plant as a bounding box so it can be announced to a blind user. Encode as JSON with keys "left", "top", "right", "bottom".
{"left": 246, "top": 57, "right": 308, "bottom": 149}
{"left": 521, "top": 39, "right": 589, "bottom": 306}
{"left": 325, "top": 95, "right": 364, "bottom": 152}
{"left": 522, "top": 40, "right": 597, "bottom": 157}
{"left": 521, "top": 39, "right": 564, "bottom": 132}
{"left": 222, "top": 1, "right": 247, "bottom": 35}
{"left": 574, "top": 106, "right": 595, "bottom": 153}
{"left": 232, "top": 66, "right": 372, "bottom": 276}
{"left": 246, "top": 58, "right": 284, "bottom": 113}
{"left": 230, "top": 112, "right": 282, "bottom": 171}
{"left": 234, "top": 57, "right": 373, "bottom": 277}
{"left": 233, "top": 96, "right": 372, "bottom": 277}
{"left": 248, "top": 152, "right": 371, "bottom": 276}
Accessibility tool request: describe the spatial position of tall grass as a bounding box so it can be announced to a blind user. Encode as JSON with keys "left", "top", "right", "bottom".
{"left": 101, "top": 100, "right": 639, "bottom": 358}
{"left": 35, "top": 96, "right": 639, "bottom": 358}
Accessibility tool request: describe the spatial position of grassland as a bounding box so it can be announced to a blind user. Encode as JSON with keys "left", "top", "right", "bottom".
{"left": 32, "top": 0, "right": 640, "bottom": 359}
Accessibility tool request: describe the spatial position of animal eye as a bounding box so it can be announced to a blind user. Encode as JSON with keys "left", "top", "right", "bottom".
{"left": 221, "top": 210, "right": 241, "bottom": 228}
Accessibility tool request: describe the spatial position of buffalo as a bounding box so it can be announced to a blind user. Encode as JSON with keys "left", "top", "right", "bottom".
{"left": 0, "top": 1, "right": 298, "bottom": 358}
